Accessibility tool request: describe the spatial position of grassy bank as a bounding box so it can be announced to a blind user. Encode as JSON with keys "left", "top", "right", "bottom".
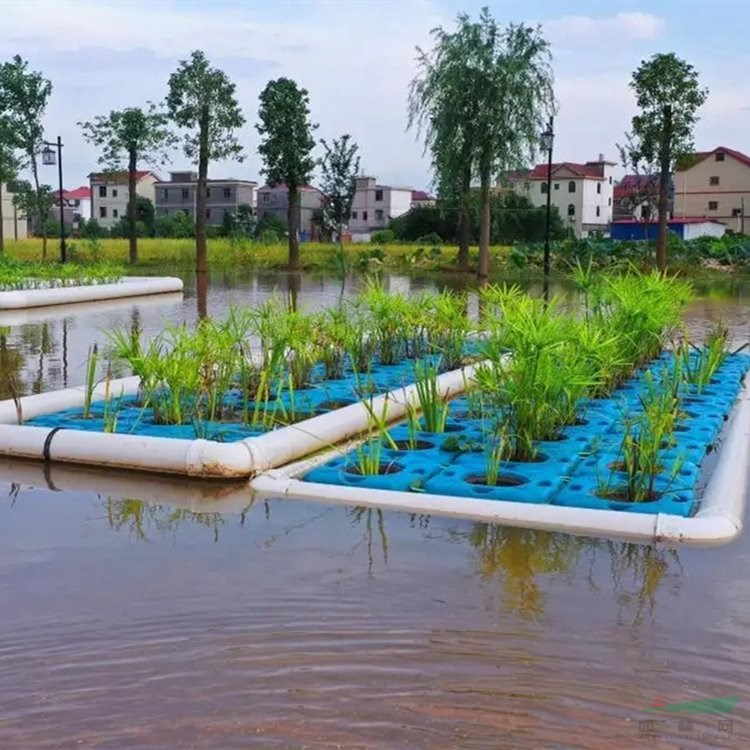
{"left": 2, "top": 238, "right": 505, "bottom": 273}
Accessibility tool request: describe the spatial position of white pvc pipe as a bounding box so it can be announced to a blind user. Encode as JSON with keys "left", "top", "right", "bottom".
{"left": 0, "top": 276, "right": 183, "bottom": 309}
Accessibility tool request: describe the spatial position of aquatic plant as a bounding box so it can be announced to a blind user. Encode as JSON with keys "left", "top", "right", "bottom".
{"left": 82, "top": 344, "right": 99, "bottom": 419}
{"left": 353, "top": 394, "right": 399, "bottom": 475}
{"left": 413, "top": 358, "right": 450, "bottom": 433}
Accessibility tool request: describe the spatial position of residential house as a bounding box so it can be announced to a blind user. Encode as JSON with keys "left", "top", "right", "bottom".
{"left": 673, "top": 146, "right": 750, "bottom": 232}
{"left": 256, "top": 183, "right": 322, "bottom": 239}
{"left": 500, "top": 155, "right": 615, "bottom": 237}
{"left": 411, "top": 189, "right": 436, "bottom": 208}
{"left": 89, "top": 170, "right": 160, "bottom": 229}
{"left": 154, "top": 171, "right": 257, "bottom": 227}
{"left": 0, "top": 182, "right": 27, "bottom": 240}
{"left": 349, "top": 176, "right": 413, "bottom": 238}
{"left": 52, "top": 186, "right": 92, "bottom": 228}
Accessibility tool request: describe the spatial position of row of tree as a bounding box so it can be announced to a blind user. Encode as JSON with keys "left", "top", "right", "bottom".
{"left": 1, "top": 6, "right": 710, "bottom": 275}
{"left": 0, "top": 51, "right": 360, "bottom": 270}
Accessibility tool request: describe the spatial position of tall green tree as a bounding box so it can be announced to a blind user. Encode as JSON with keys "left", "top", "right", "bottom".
{"left": 11, "top": 180, "right": 53, "bottom": 244}
{"left": 166, "top": 50, "right": 245, "bottom": 274}
{"left": 79, "top": 104, "right": 174, "bottom": 264}
{"left": 256, "top": 78, "right": 318, "bottom": 270}
{"left": 0, "top": 56, "right": 52, "bottom": 259}
{"left": 626, "top": 53, "right": 707, "bottom": 272}
{"left": 319, "top": 134, "right": 360, "bottom": 243}
{"left": 409, "top": 9, "right": 554, "bottom": 278}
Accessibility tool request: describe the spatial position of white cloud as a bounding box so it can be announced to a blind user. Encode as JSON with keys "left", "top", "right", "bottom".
{"left": 546, "top": 12, "right": 665, "bottom": 42}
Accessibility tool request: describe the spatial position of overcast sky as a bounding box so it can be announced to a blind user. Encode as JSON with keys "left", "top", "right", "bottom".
{"left": 2, "top": 0, "right": 748, "bottom": 191}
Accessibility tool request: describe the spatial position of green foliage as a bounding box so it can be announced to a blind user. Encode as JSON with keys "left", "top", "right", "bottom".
{"left": 79, "top": 218, "right": 107, "bottom": 240}
{"left": 370, "top": 229, "right": 395, "bottom": 244}
{"left": 0, "top": 257, "right": 123, "bottom": 290}
{"left": 154, "top": 210, "right": 195, "bottom": 238}
{"left": 43, "top": 217, "right": 69, "bottom": 238}
{"left": 255, "top": 212, "right": 287, "bottom": 239}
{"left": 319, "top": 134, "right": 360, "bottom": 240}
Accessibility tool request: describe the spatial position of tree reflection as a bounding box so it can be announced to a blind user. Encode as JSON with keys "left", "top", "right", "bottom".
{"left": 0, "top": 329, "right": 25, "bottom": 401}
{"left": 105, "top": 497, "right": 224, "bottom": 542}
{"left": 348, "top": 506, "right": 389, "bottom": 574}
{"left": 466, "top": 523, "right": 681, "bottom": 623}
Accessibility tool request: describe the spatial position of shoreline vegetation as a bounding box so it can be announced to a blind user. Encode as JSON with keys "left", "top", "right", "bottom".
{"left": 2, "top": 236, "right": 750, "bottom": 277}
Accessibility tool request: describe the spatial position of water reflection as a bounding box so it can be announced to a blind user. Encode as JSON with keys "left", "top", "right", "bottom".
{"left": 348, "top": 506, "right": 389, "bottom": 573}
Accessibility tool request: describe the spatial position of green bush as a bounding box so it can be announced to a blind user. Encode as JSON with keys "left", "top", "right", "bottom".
{"left": 371, "top": 229, "right": 396, "bottom": 243}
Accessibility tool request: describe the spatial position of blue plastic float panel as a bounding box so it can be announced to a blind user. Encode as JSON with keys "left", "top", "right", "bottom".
{"left": 25, "top": 356, "right": 443, "bottom": 443}
{"left": 303, "top": 352, "right": 750, "bottom": 518}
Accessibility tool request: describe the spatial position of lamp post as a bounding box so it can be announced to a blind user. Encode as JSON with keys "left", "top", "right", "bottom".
{"left": 42, "top": 137, "right": 66, "bottom": 263}
{"left": 540, "top": 117, "right": 554, "bottom": 301}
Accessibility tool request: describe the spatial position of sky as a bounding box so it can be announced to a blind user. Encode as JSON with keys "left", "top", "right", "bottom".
{"left": 2, "top": 0, "right": 750, "bottom": 192}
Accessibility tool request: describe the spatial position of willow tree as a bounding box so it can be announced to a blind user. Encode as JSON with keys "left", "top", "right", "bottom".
{"left": 409, "top": 9, "right": 554, "bottom": 278}
{"left": 626, "top": 53, "right": 707, "bottom": 272}
{"left": 80, "top": 104, "right": 174, "bottom": 264}
{"left": 167, "top": 50, "right": 245, "bottom": 274}
{"left": 256, "top": 78, "right": 317, "bottom": 271}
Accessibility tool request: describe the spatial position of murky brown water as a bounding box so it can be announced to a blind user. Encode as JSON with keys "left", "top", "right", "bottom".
{"left": 1, "top": 270, "right": 750, "bottom": 748}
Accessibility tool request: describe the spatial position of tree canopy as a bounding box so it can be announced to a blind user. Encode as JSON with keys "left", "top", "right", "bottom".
{"left": 319, "top": 134, "right": 360, "bottom": 242}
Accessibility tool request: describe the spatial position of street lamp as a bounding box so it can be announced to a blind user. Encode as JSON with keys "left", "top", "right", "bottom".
{"left": 42, "top": 136, "right": 66, "bottom": 263}
{"left": 540, "top": 117, "right": 554, "bottom": 301}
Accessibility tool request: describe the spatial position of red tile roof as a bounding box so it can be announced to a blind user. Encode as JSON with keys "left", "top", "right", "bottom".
{"left": 53, "top": 186, "right": 91, "bottom": 200}
{"left": 613, "top": 174, "right": 656, "bottom": 201}
{"left": 89, "top": 170, "right": 158, "bottom": 183}
{"left": 411, "top": 190, "right": 435, "bottom": 201}
{"left": 677, "top": 146, "right": 750, "bottom": 171}
{"left": 527, "top": 162, "right": 605, "bottom": 180}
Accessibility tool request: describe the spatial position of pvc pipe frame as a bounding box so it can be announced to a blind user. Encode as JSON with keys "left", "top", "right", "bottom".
{"left": 0, "top": 276, "right": 183, "bottom": 309}
{"left": 0, "top": 364, "right": 478, "bottom": 480}
{"left": 251, "top": 376, "right": 750, "bottom": 547}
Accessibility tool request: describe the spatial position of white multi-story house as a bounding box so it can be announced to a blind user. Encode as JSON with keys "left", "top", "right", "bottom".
{"left": 502, "top": 155, "right": 615, "bottom": 237}
{"left": 0, "top": 182, "right": 28, "bottom": 241}
{"left": 89, "top": 170, "right": 160, "bottom": 229}
{"left": 349, "top": 176, "right": 413, "bottom": 237}
{"left": 52, "top": 186, "right": 92, "bottom": 227}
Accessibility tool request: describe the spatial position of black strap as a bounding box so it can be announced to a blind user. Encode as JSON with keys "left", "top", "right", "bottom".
{"left": 43, "top": 426, "right": 64, "bottom": 462}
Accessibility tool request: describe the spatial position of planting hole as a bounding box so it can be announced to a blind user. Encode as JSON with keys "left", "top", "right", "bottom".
{"left": 392, "top": 439, "right": 435, "bottom": 451}
{"left": 345, "top": 462, "right": 404, "bottom": 476}
{"left": 465, "top": 473, "right": 528, "bottom": 487}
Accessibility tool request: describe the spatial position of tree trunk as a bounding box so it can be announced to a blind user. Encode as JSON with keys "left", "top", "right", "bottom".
{"left": 477, "top": 166, "right": 491, "bottom": 279}
{"left": 656, "top": 104, "right": 672, "bottom": 273}
{"left": 195, "top": 105, "right": 210, "bottom": 275}
{"left": 0, "top": 181, "right": 5, "bottom": 254}
{"left": 127, "top": 148, "right": 138, "bottom": 265}
{"left": 457, "top": 165, "right": 471, "bottom": 272}
{"left": 196, "top": 270, "right": 208, "bottom": 321}
{"left": 31, "top": 158, "right": 47, "bottom": 261}
{"left": 287, "top": 185, "right": 300, "bottom": 271}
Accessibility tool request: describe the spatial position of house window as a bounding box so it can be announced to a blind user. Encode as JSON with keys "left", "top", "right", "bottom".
{"left": 375, "top": 209, "right": 384, "bottom": 220}
{"left": 362, "top": 210, "right": 368, "bottom": 221}
{"left": 206, "top": 188, "right": 211, "bottom": 198}
{"left": 223, "top": 188, "right": 232, "bottom": 199}
{"left": 99, "top": 206, "right": 107, "bottom": 218}
{"left": 608, "top": 197, "right": 612, "bottom": 206}
{"left": 351, "top": 211, "right": 358, "bottom": 219}
{"left": 710, "top": 176, "right": 720, "bottom": 186}
{"left": 541, "top": 182, "right": 548, "bottom": 194}
{"left": 568, "top": 181, "right": 576, "bottom": 193}
{"left": 262, "top": 193, "right": 270, "bottom": 203}
{"left": 567, "top": 204, "right": 575, "bottom": 217}
{"left": 716, "top": 152, "right": 725, "bottom": 162}
{"left": 375, "top": 189, "right": 383, "bottom": 201}
{"left": 181, "top": 188, "right": 189, "bottom": 200}
{"left": 113, "top": 209, "right": 119, "bottom": 218}
{"left": 206, "top": 208, "right": 211, "bottom": 218}
{"left": 98, "top": 185, "right": 106, "bottom": 198}
{"left": 732, "top": 208, "right": 742, "bottom": 217}
{"left": 609, "top": 176, "right": 612, "bottom": 184}
{"left": 596, "top": 206, "right": 600, "bottom": 217}
{"left": 554, "top": 182, "right": 559, "bottom": 190}
{"left": 596, "top": 182, "right": 601, "bottom": 194}
{"left": 708, "top": 201, "right": 719, "bottom": 211}
{"left": 112, "top": 188, "right": 118, "bottom": 198}
{"left": 162, "top": 189, "right": 169, "bottom": 201}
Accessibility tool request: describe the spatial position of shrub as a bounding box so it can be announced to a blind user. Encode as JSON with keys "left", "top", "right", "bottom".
{"left": 371, "top": 229, "right": 395, "bottom": 243}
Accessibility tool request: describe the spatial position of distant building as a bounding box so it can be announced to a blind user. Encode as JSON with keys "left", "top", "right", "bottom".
{"left": 89, "top": 171, "right": 160, "bottom": 229}
{"left": 500, "top": 155, "right": 615, "bottom": 237}
{"left": 411, "top": 189, "right": 436, "bottom": 208}
{"left": 256, "top": 183, "right": 322, "bottom": 239}
{"left": 674, "top": 146, "right": 750, "bottom": 232}
{"left": 611, "top": 217, "right": 725, "bottom": 242}
{"left": 0, "top": 182, "right": 27, "bottom": 240}
{"left": 349, "top": 176, "right": 413, "bottom": 238}
{"left": 52, "top": 186, "right": 92, "bottom": 227}
{"left": 154, "top": 171, "right": 257, "bottom": 227}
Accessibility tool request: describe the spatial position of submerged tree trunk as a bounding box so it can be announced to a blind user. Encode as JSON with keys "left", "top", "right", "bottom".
{"left": 195, "top": 105, "right": 210, "bottom": 275}
{"left": 477, "top": 166, "right": 491, "bottom": 279}
{"left": 656, "top": 104, "right": 672, "bottom": 273}
{"left": 287, "top": 185, "right": 300, "bottom": 271}
{"left": 457, "top": 165, "right": 471, "bottom": 272}
{"left": 127, "top": 148, "right": 138, "bottom": 265}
